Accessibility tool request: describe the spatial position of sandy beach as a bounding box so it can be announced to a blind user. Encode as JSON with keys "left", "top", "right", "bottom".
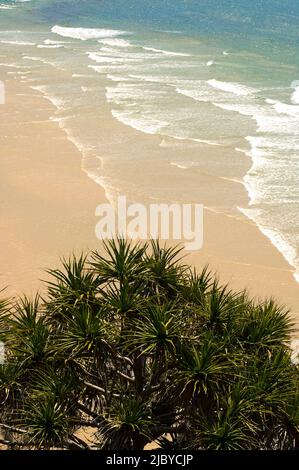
{"left": 0, "top": 77, "right": 298, "bottom": 336}
{"left": 0, "top": 79, "right": 105, "bottom": 296}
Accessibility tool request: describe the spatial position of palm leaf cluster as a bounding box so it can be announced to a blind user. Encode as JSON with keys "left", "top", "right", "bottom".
{"left": 0, "top": 239, "right": 298, "bottom": 450}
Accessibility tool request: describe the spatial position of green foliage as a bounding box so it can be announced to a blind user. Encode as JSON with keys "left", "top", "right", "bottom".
{"left": 0, "top": 239, "right": 298, "bottom": 450}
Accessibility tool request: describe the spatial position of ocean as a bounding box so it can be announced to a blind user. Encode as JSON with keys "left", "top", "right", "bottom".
{"left": 0, "top": 0, "right": 299, "bottom": 283}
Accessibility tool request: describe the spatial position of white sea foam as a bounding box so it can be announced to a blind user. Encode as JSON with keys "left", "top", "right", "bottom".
{"left": 176, "top": 83, "right": 232, "bottom": 104}
{"left": 211, "top": 84, "right": 299, "bottom": 284}
{"left": 44, "top": 39, "right": 68, "bottom": 45}
{"left": 51, "top": 25, "right": 129, "bottom": 41}
{"left": 206, "top": 60, "right": 214, "bottom": 66}
{"left": 111, "top": 109, "right": 169, "bottom": 134}
{"left": 22, "top": 55, "right": 65, "bottom": 70}
{"left": 239, "top": 207, "right": 299, "bottom": 284}
{"left": 107, "top": 74, "right": 132, "bottom": 82}
{"left": 291, "top": 85, "right": 299, "bottom": 104}
{"left": 170, "top": 135, "right": 221, "bottom": 146}
{"left": 30, "top": 85, "right": 67, "bottom": 110}
{"left": 170, "top": 162, "right": 188, "bottom": 169}
{"left": 0, "top": 40, "right": 35, "bottom": 45}
{"left": 142, "top": 46, "right": 191, "bottom": 57}
{"left": 129, "top": 74, "right": 177, "bottom": 85}
{"left": 266, "top": 98, "right": 299, "bottom": 116}
{"left": 154, "top": 29, "right": 182, "bottom": 34}
{"left": 72, "top": 73, "right": 94, "bottom": 78}
{"left": 207, "top": 79, "right": 258, "bottom": 96}
{"left": 98, "top": 38, "right": 132, "bottom": 48}
{"left": 0, "top": 62, "right": 29, "bottom": 69}
{"left": 213, "top": 102, "right": 261, "bottom": 116}
{"left": 87, "top": 52, "right": 140, "bottom": 64}
{"left": 37, "top": 44, "right": 64, "bottom": 49}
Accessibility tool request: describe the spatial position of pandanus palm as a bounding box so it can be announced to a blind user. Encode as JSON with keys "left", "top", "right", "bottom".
{"left": 0, "top": 239, "right": 298, "bottom": 450}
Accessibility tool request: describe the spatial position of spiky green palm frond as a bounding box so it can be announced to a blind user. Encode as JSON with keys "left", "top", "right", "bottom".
{"left": 144, "top": 240, "right": 187, "bottom": 296}
{"left": 22, "top": 397, "right": 71, "bottom": 449}
{"left": 0, "top": 363, "right": 23, "bottom": 411}
{"left": 192, "top": 382, "right": 259, "bottom": 450}
{"left": 100, "top": 280, "right": 146, "bottom": 319}
{"left": 183, "top": 266, "right": 213, "bottom": 306}
{"left": 30, "top": 367, "right": 81, "bottom": 408}
{"left": 176, "top": 339, "right": 236, "bottom": 401}
{"left": 128, "top": 302, "right": 182, "bottom": 357}
{"left": 196, "top": 411, "right": 258, "bottom": 450}
{"left": 9, "top": 295, "right": 40, "bottom": 334}
{"left": 0, "top": 292, "right": 11, "bottom": 342}
{"left": 45, "top": 254, "right": 101, "bottom": 325}
{"left": 11, "top": 320, "right": 50, "bottom": 366}
{"left": 7, "top": 298, "right": 50, "bottom": 366}
{"left": 102, "top": 396, "right": 154, "bottom": 450}
{"left": 55, "top": 305, "right": 111, "bottom": 358}
{"left": 90, "top": 238, "right": 147, "bottom": 287}
{"left": 201, "top": 282, "right": 247, "bottom": 335}
{"left": 240, "top": 299, "right": 293, "bottom": 351}
{"left": 245, "top": 348, "right": 295, "bottom": 415}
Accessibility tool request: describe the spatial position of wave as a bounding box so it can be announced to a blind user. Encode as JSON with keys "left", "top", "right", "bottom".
{"left": 206, "top": 60, "right": 214, "bottom": 66}
{"left": 37, "top": 44, "right": 64, "bottom": 49}
{"left": 87, "top": 52, "right": 139, "bottom": 64}
{"left": 0, "top": 40, "right": 35, "bottom": 45}
{"left": 213, "top": 102, "right": 261, "bottom": 116}
{"left": 266, "top": 98, "right": 299, "bottom": 116}
{"left": 176, "top": 83, "right": 225, "bottom": 103}
{"left": 0, "top": 62, "right": 30, "bottom": 69}
{"left": 0, "top": 0, "right": 31, "bottom": 7}
{"left": 0, "top": 4, "right": 15, "bottom": 9}
{"left": 207, "top": 79, "right": 258, "bottom": 96}
{"left": 98, "top": 38, "right": 132, "bottom": 48}
{"left": 107, "top": 74, "right": 132, "bottom": 82}
{"left": 22, "top": 55, "right": 63, "bottom": 69}
{"left": 142, "top": 46, "right": 191, "bottom": 57}
{"left": 153, "top": 30, "right": 182, "bottom": 35}
{"left": 44, "top": 39, "right": 69, "bottom": 45}
{"left": 51, "top": 25, "right": 129, "bottom": 41}
{"left": 111, "top": 109, "right": 169, "bottom": 134}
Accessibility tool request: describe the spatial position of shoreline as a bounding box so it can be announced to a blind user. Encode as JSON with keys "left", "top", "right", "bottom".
{"left": 0, "top": 78, "right": 298, "bottom": 336}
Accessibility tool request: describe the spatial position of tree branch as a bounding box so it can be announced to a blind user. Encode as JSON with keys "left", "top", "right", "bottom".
{"left": 83, "top": 381, "right": 105, "bottom": 394}
{"left": 0, "top": 438, "right": 28, "bottom": 447}
{"left": 0, "top": 423, "right": 27, "bottom": 434}
{"left": 116, "top": 370, "right": 135, "bottom": 383}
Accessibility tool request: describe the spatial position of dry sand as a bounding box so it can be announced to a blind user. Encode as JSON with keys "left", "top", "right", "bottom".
{"left": 0, "top": 78, "right": 298, "bottom": 338}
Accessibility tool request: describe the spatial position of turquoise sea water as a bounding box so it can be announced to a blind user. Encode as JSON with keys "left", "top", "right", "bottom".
{"left": 0, "top": 0, "right": 299, "bottom": 282}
